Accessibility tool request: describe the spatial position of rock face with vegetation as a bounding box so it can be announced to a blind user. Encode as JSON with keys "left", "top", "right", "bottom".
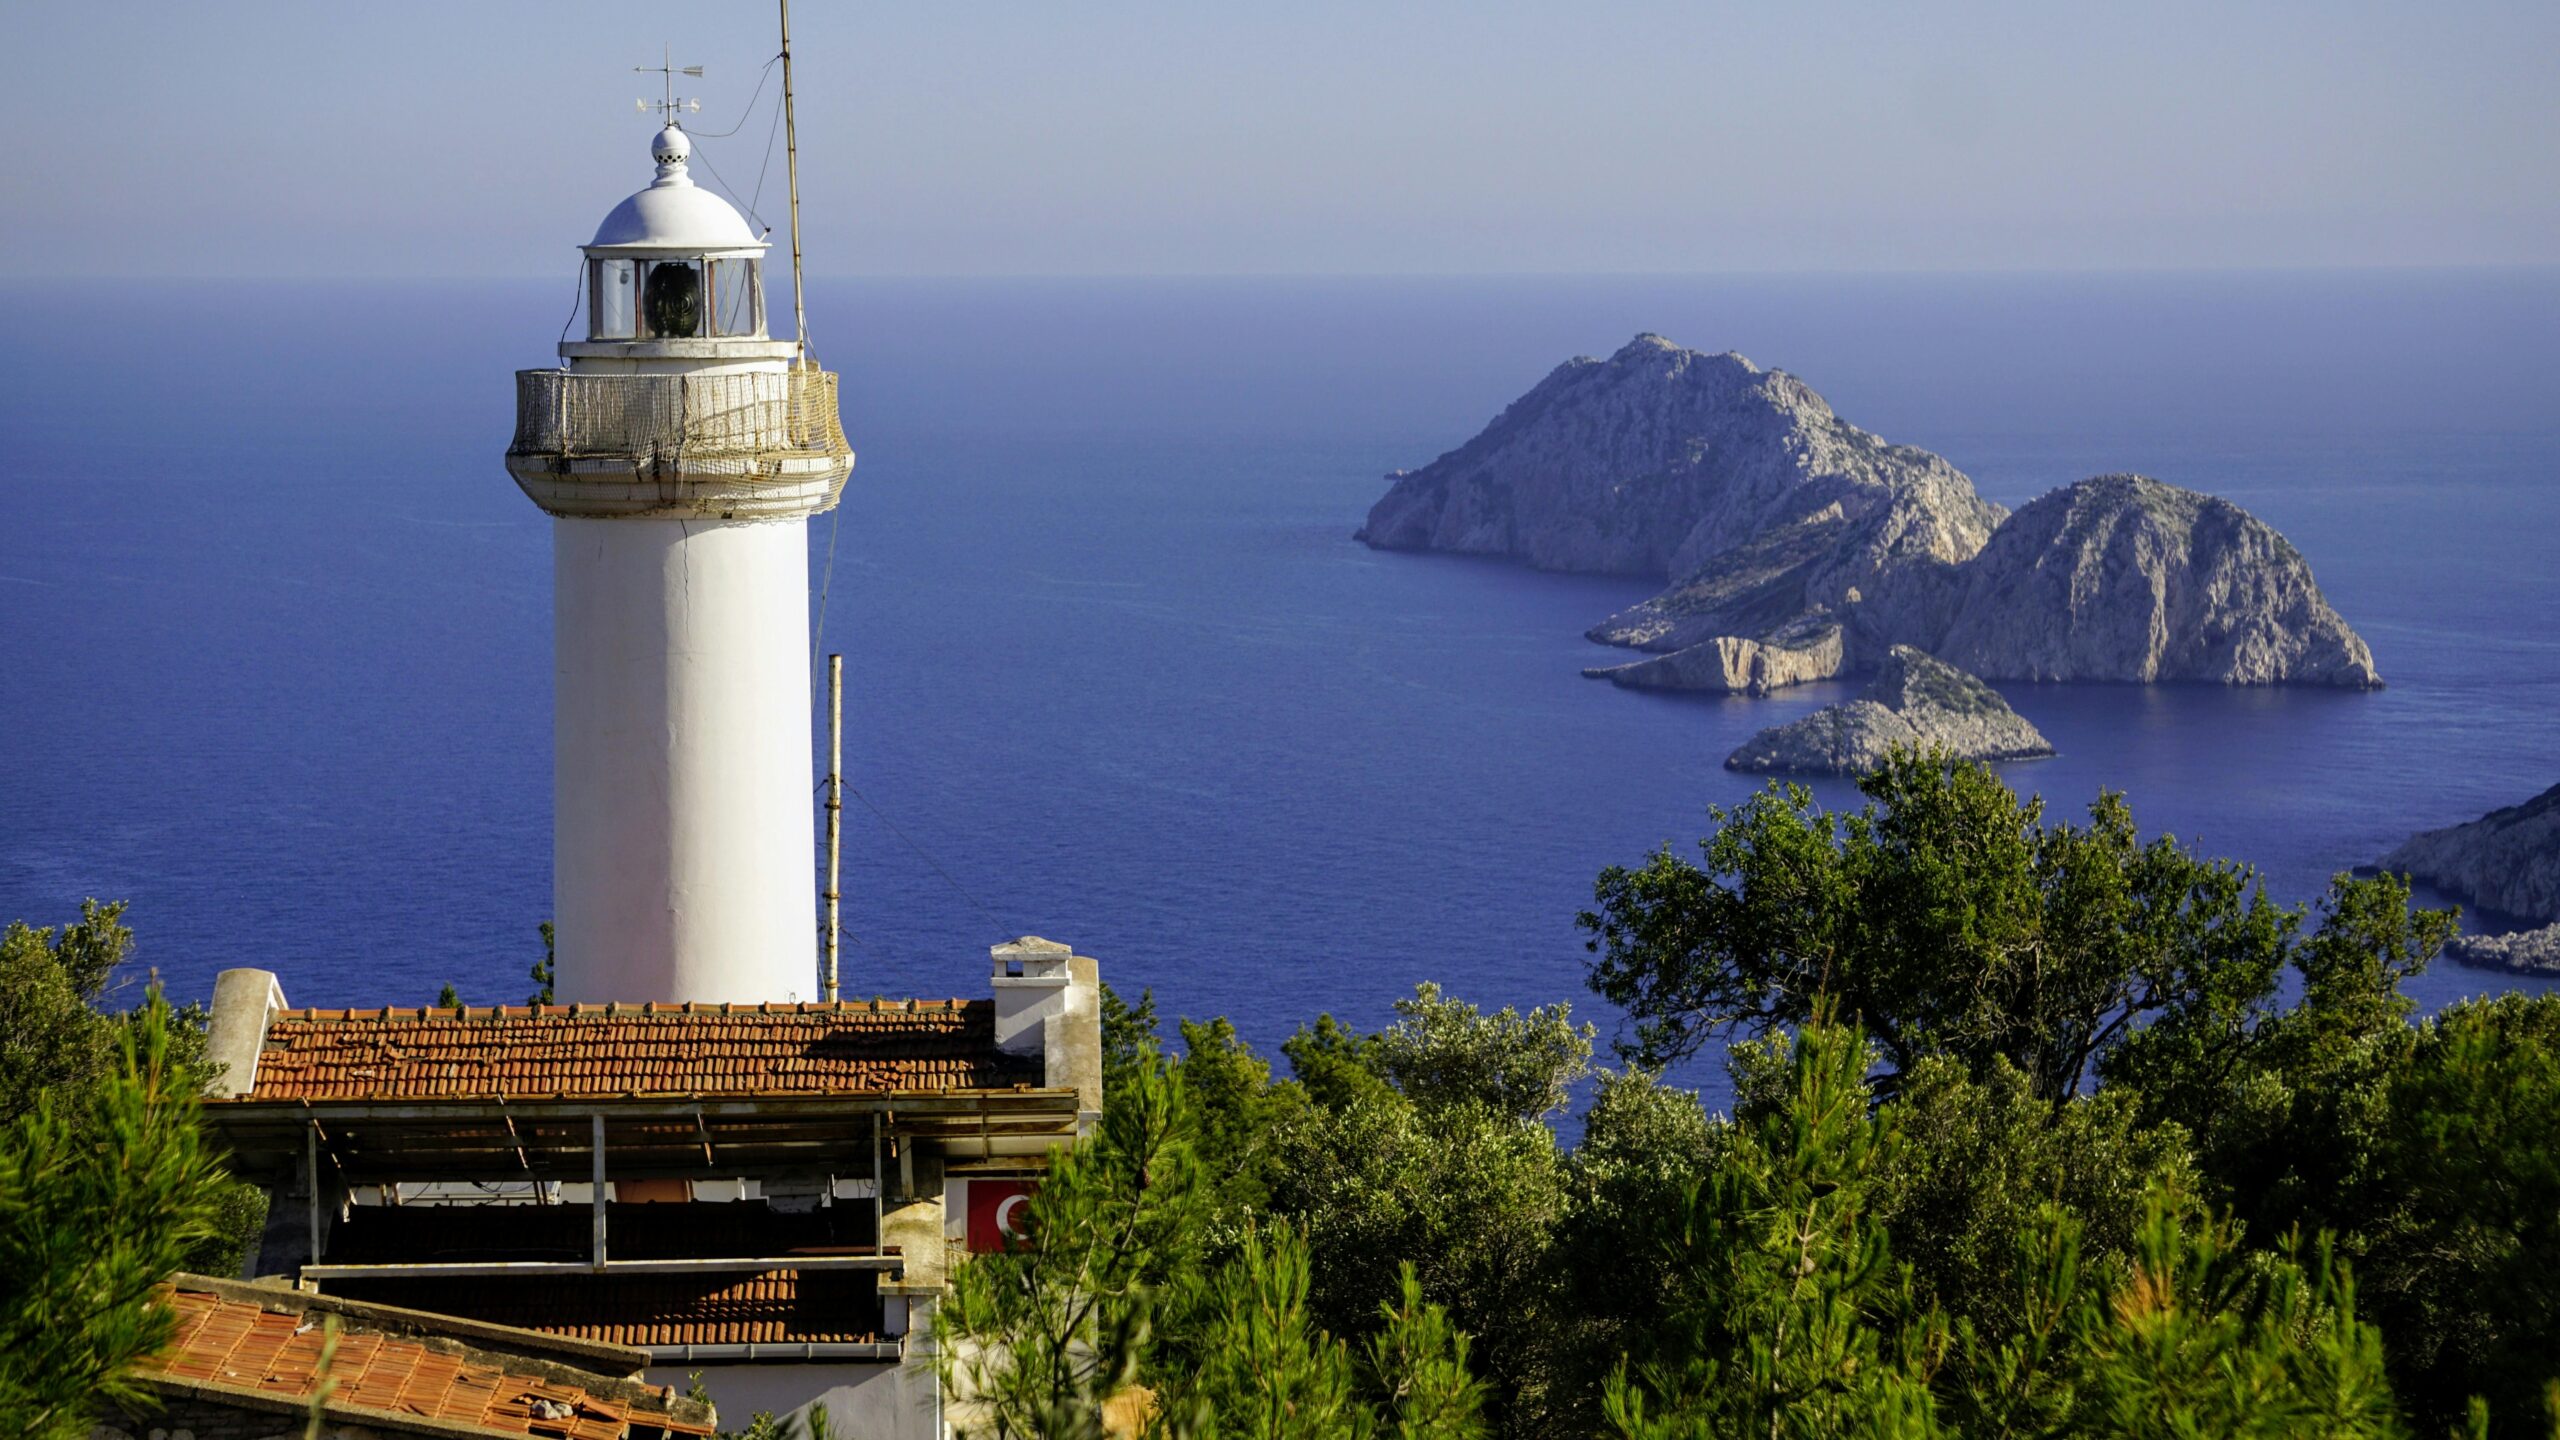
{"left": 1366, "top": 337, "right": 2381, "bottom": 695}
{"left": 1724, "top": 646, "right": 2055, "bottom": 775}
{"left": 2380, "top": 781, "right": 2560, "bottom": 923}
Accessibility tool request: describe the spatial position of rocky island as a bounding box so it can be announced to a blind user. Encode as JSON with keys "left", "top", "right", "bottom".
{"left": 2379, "top": 781, "right": 2560, "bottom": 926}
{"left": 1362, "top": 335, "right": 2382, "bottom": 699}
{"left": 1723, "top": 646, "right": 2055, "bottom": 775}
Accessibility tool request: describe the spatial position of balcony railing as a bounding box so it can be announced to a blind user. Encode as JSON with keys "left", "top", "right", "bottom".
{"left": 507, "top": 366, "right": 853, "bottom": 518}
{"left": 510, "top": 366, "right": 850, "bottom": 466}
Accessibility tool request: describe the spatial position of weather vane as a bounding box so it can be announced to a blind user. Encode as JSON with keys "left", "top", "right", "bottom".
{"left": 635, "top": 45, "right": 704, "bottom": 124}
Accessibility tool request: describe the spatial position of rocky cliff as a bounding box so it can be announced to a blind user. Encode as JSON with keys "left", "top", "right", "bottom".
{"left": 2379, "top": 782, "right": 2560, "bottom": 924}
{"left": 1723, "top": 646, "right": 2055, "bottom": 776}
{"left": 1358, "top": 334, "right": 2003, "bottom": 584}
{"left": 1924, "top": 476, "right": 2381, "bottom": 686}
{"left": 1365, "top": 336, "right": 2382, "bottom": 696}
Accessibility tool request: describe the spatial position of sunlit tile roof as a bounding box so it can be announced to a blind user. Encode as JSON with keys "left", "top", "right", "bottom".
{"left": 232, "top": 999, "right": 1033, "bottom": 1102}
{"left": 135, "top": 1280, "right": 714, "bottom": 1438}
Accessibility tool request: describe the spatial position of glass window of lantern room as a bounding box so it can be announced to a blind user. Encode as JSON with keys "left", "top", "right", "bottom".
{"left": 590, "top": 259, "right": 636, "bottom": 340}
{"left": 639, "top": 259, "right": 705, "bottom": 340}
{"left": 708, "top": 260, "right": 763, "bottom": 338}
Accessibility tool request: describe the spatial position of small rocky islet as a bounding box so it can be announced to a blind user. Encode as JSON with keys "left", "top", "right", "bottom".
{"left": 1724, "top": 646, "right": 2054, "bottom": 777}
{"left": 1358, "top": 333, "right": 2381, "bottom": 772}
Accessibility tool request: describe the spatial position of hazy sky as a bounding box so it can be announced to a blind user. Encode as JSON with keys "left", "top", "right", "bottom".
{"left": 7, "top": 1, "right": 2554, "bottom": 277}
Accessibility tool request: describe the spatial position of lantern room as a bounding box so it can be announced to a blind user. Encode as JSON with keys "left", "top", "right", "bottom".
{"left": 579, "top": 125, "right": 770, "bottom": 345}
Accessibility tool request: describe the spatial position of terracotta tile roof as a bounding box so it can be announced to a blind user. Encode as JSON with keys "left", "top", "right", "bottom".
{"left": 137, "top": 1283, "right": 714, "bottom": 1438}
{"left": 236, "top": 999, "right": 1036, "bottom": 1102}
{"left": 332, "top": 1269, "right": 888, "bottom": 1349}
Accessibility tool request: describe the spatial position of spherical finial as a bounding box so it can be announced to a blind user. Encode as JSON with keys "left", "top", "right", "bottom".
{"left": 650, "top": 124, "right": 693, "bottom": 186}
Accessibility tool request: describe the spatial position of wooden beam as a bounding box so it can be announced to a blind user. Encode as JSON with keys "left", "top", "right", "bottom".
{"left": 300, "top": 1254, "right": 904, "bottom": 1280}
{"left": 206, "top": 1090, "right": 1081, "bottom": 1125}
{"left": 590, "top": 1113, "right": 607, "bottom": 1272}
{"left": 306, "top": 1122, "right": 322, "bottom": 1269}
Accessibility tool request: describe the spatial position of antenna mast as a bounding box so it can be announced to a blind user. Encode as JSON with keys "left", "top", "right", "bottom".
{"left": 780, "top": 0, "right": 810, "bottom": 364}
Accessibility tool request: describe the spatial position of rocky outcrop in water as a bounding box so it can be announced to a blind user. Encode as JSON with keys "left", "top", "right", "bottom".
{"left": 1366, "top": 336, "right": 2383, "bottom": 696}
{"left": 2441, "top": 923, "right": 2560, "bottom": 976}
{"left": 1358, "top": 333, "right": 2004, "bottom": 586}
{"left": 2379, "top": 782, "right": 2560, "bottom": 924}
{"left": 1723, "top": 647, "right": 2054, "bottom": 775}
{"left": 1921, "top": 476, "right": 2381, "bottom": 686}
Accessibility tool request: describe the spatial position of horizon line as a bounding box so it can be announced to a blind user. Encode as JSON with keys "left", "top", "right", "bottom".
{"left": 6, "top": 260, "right": 2560, "bottom": 286}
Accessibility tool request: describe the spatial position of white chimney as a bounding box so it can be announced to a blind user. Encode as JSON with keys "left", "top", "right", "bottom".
{"left": 990, "top": 937, "right": 1102, "bottom": 1131}
{"left": 203, "top": 967, "right": 287, "bottom": 1099}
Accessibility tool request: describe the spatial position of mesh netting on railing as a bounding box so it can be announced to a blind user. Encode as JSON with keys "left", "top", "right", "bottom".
{"left": 510, "top": 367, "right": 850, "bottom": 466}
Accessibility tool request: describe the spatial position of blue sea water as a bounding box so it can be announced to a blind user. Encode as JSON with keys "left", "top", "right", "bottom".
{"left": 3, "top": 271, "right": 2556, "bottom": 1109}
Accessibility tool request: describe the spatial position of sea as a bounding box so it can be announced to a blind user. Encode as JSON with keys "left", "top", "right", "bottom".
{"left": 4, "top": 270, "right": 2556, "bottom": 1110}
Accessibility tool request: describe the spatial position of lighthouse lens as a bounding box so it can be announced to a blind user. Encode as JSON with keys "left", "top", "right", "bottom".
{"left": 641, "top": 260, "right": 703, "bottom": 339}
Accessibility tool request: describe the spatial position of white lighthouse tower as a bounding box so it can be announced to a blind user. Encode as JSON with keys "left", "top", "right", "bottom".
{"left": 505, "top": 111, "right": 852, "bottom": 1005}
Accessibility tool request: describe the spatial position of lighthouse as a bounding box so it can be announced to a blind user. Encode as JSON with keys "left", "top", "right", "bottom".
{"left": 505, "top": 114, "right": 852, "bottom": 1005}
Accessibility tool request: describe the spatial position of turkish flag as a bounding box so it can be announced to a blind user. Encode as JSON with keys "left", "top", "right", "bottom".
{"left": 967, "top": 1180, "right": 1036, "bottom": 1252}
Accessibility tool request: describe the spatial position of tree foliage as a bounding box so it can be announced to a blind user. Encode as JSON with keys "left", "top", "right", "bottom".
{"left": 0, "top": 990, "right": 235, "bottom": 1440}
{"left": 1604, "top": 1021, "right": 1943, "bottom": 1440}
{"left": 0, "top": 902, "right": 264, "bottom": 1282}
{"left": 1580, "top": 752, "right": 2300, "bottom": 1101}
{"left": 936, "top": 1060, "right": 1486, "bottom": 1440}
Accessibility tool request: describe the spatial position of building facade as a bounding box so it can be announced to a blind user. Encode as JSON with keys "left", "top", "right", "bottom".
{"left": 197, "top": 938, "right": 1102, "bottom": 1437}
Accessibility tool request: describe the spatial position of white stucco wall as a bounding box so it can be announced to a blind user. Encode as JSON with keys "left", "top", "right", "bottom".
{"left": 552, "top": 513, "right": 818, "bottom": 1004}
{"left": 646, "top": 1361, "right": 939, "bottom": 1440}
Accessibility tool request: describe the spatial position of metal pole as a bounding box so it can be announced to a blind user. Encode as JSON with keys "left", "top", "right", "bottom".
{"left": 591, "top": 1113, "right": 608, "bottom": 1272}
{"left": 825, "top": 652, "right": 843, "bottom": 1002}
{"left": 870, "top": 1112, "right": 885, "bottom": 1256}
{"left": 306, "top": 1122, "right": 323, "bottom": 1271}
{"left": 779, "top": 0, "right": 809, "bottom": 364}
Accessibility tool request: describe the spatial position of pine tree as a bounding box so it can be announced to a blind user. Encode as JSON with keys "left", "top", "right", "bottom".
{"left": 0, "top": 990, "right": 231, "bottom": 1440}
{"left": 1604, "top": 1021, "right": 1943, "bottom": 1440}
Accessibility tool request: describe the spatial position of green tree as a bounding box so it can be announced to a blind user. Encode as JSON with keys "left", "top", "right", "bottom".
{"left": 1875, "top": 1054, "right": 2196, "bottom": 1344}
{"left": 1185, "top": 1224, "right": 1368, "bottom": 1439}
{"left": 1165, "top": 1016, "right": 1311, "bottom": 1252}
{"left": 2351, "top": 995, "right": 2560, "bottom": 1432}
{"left": 1282, "top": 1013, "right": 1395, "bottom": 1114}
{"left": 1369, "top": 983, "right": 1593, "bottom": 1123}
{"left": 937, "top": 1059, "right": 1487, "bottom": 1440}
{"left": 1580, "top": 753, "right": 2296, "bottom": 1102}
{"left": 2060, "top": 1193, "right": 2406, "bottom": 1438}
{"left": 0, "top": 904, "right": 265, "bottom": 1279}
{"left": 937, "top": 1061, "right": 1207, "bottom": 1440}
{"left": 1270, "top": 988, "right": 1583, "bottom": 1437}
{"left": 0, "top": 991, "right": 235, "bottom": 1440}
{"left": 1546, "top": 1068, "right": 1725, "bottom": 1431}
{"left": 2101, "top": 872, "right": 2455, "bottom": 1240}
{"left": 529, "top": 920, "right": 556, "bottom": 1006}
{"left": 1603, "top": 1021, "right": 1944, "bottom": 1440}
{"left": 1367, "top": 1264, "right": 1490, "bottom": 1440}
{"left": 1270, "top": 1089, "right": 1567, "bottom": 1434}
{"left": 1100, "top": 982, "right": 1163, "bottom": 1103}
{"left": 0, "top": 901, "right": 137, "bottom": 1123}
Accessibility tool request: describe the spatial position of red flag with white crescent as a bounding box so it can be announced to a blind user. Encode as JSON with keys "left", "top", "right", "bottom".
{"left": 968, "top": 1180, "right": 1036, "bottom": 1252}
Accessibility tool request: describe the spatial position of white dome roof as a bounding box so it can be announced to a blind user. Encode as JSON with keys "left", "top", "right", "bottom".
{"left": 587, "top": 126, "right": 765, "bottom": 252}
